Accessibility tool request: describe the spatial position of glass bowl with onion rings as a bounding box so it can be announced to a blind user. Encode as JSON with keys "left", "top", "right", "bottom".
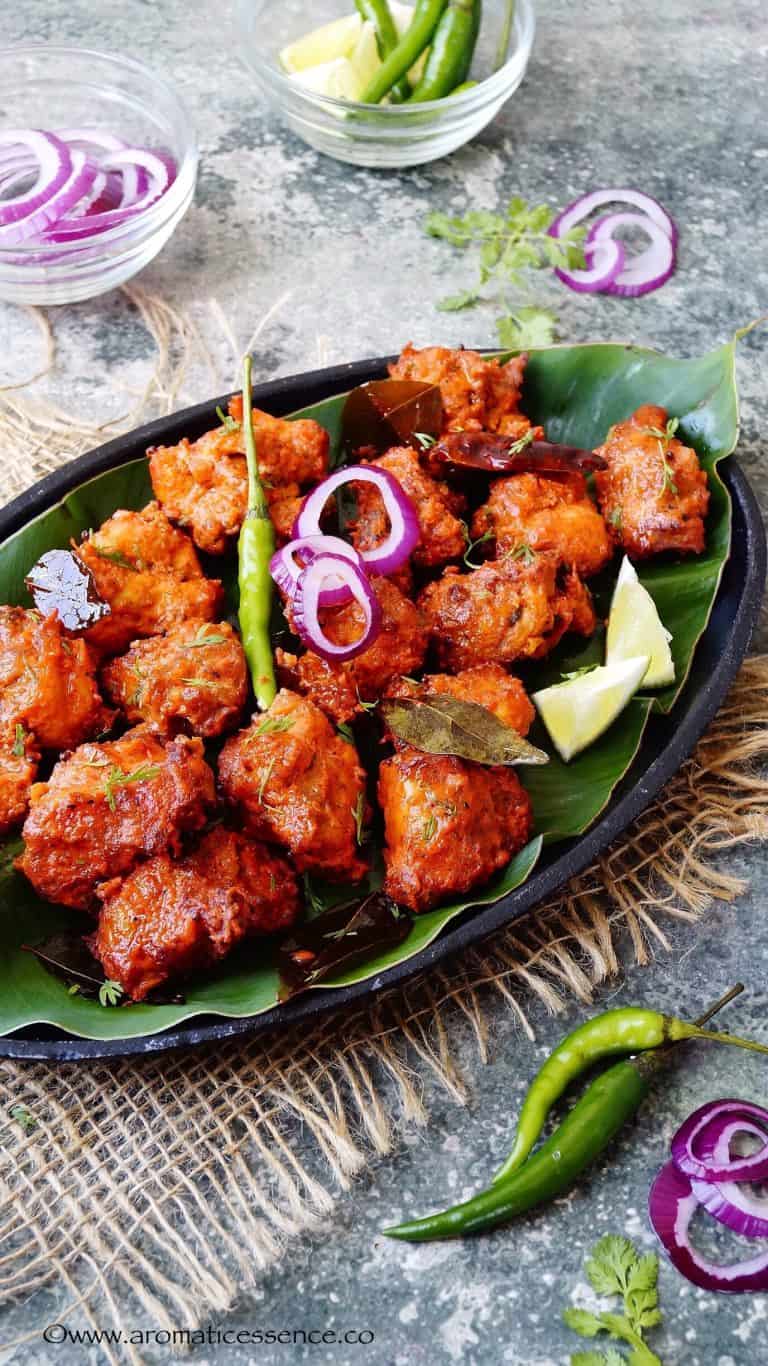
{"left": 236, "top": 0, "right": 535, "bottom": 169}
{"left": 0, "top": 46, "right": 197, "bottom": 306}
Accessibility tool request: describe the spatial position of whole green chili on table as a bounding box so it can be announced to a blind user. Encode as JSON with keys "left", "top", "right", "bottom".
{"left": 354, "top": 0, "right": 411, "bottom": 102}
{"left": 238, "top": 354, "right": 277, "bottom": 711}
{"left": 408, "top": 0, "right": 482, "bottom": 102}
{"left": 492, "top": 995, "right": 757, "bottom": 1183}
{"left": 360, "top": 0, "right": 448, "bottom": 104}
{"left": 383, "top": 985, "right": 760, "bottom": 1242}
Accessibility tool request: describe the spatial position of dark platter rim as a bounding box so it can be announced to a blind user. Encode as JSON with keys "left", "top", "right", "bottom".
{"left": 0, "top": 354, "right": 764, "bottom": 1061}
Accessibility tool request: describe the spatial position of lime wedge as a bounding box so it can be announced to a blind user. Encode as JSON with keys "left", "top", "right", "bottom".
{"left": 289, "top": 57, "right": 363, "bottom": 101}
{"left": 280, "top": 14, "right": 363, "bottom": 74}
{"left": 349, "top": 20, "right": 381, "bottom": 93}
{"left": 532, "top": 656, "right": 650, "bottom": 762}
{"left": 606, "top": 556, "right": 675, "bottom": 688}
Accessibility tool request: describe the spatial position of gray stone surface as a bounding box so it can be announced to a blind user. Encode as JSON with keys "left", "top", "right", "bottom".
{"left": 1, "top": 0, "right": 767, "bottom": 1361}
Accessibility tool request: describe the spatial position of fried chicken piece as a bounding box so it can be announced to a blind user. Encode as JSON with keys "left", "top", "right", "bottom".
{"left": 93, "top": 827, "right": 299, "bottom": 1000}
{"left": 389, "top": 344, "right": 533, "bottom": 434}
{"left": 594, "top": 404, "right": 709, "bottom": 559}
{"left": 75, "top": 503, "right": 223, "bottom": 656}
{"left": 0, "top": 724, "right": 39, "bottom": 837}
{"left": 267, "top": 482, "right": 304, "bottom": 545}
{"left": 418, "top": 553, "right": 595, "bottom": 672}
{"left": 471, "top": 472, "right": 613, "bottom": 578}
{"left": 350, "top": 447, "right": 466, "bottom": 569}
{"left": 17, "top": 725, "right": 215, "bottom": 910}
{"left": 387, "top": 663, "right": 535, "bottom": 737}
{"left": 378, "top": 749, "right": 533, "bottom": 912}
{"left": 101, "top": 620, "right": 248, "bottom": 738}
{"left": 279, "top": 575, "right": 429, "bottom": 723}
{"left": 219, "top": 690, "right": 368, "bottom": 882}
{"left": 0, "top": 606, "right": 112, "bottom": 750}
{"left": 149, "top": 401, "right": 328, "bottom": 554}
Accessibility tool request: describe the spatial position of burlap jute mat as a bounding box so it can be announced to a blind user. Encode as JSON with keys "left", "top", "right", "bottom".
{"left": 1, "top": 293, "right": 767, "bottom": 1361}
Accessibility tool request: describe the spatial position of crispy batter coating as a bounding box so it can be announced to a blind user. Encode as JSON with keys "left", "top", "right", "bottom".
{"left": 219, "top": 690, "right": 368, "bottom": 882}
{"left": 0, "top": 606, "right": 112, "bottom": 750}
{"left": 418, "top": 553, "right": 595, "bottom": 672}
{"left": 387, "top": 663, "right": 535, "bottom": 737}
{"left": 594, "top": 404, "right": 709, "bottom": 559}
{"left": 471, "top": 472, "right": 613, "bottom": 578}
{"left": 267, "top": 483, "right": 304, "bottom": 545}
{"left": 75, "top": 503, "right": 223, "bottom": 656}
{"left": 149, "top": 403, "right": 328, "bottom": 554}
{"left": 350, "top": 447, "right": 467, "bottom": 569}
{"left": 279, "top": 576, "right": 429, "bottom": 723}
{"left": 0, "top": 724, "right": 39, "bottom": 837}
{"left": 93, "top": 827, "right": 299, "bottom": 1000}
{"left": 378, "top": 749, "right": 533, "bottom": 912}
{"left": 101, "top": 620, "right": 248, "bottom": 738}
{"left": 17, "top": 725, "right": 215, "bottom": 910}
{"left": 389, "top": 344, "right": 533, "bottom": 434}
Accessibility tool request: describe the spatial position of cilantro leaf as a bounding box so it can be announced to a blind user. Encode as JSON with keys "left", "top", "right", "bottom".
{"left": 426, "top": 196, "right": 585, "bottom": 346}
{"left": 437, "top": 289, "right": 482, "bottom": 312}
{"left": 9, "top": 1103, "right": 37, "bottom": 1133}
{"left": 564, "top": 1236, "right": 663, "bottom": 1366}
{"left": 98, "top": 980, "right": 124, "bottom": 1008}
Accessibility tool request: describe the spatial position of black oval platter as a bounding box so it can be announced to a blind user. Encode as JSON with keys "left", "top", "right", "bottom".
{"left": 0, "top": 356, "right": 764, "bottom": 1060}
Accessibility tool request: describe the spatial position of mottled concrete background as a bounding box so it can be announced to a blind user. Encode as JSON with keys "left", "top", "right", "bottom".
{"left": 2, "top": 0, "right": 768, "bottom": 1361}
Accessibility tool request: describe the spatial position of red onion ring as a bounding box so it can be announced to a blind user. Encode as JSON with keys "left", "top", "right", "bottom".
{"left": 44, "top": 146, "right": 171, "bottom": 239}
{"left": 649, "top": 1159, "right": 768, "bottom": 1294}
{"left": 691, "top": 1120, "right": 768, "bottom": 1240}
{"left": 554, "top": 235, "right": 625, "bottom": 295}
{"left": 671, "top": 1100, "right": 768, "bottom": 1184}
{"left": 0, "top": 129, "right": 73, "bottom": 231}
{"left": 586, "top": 212, "right": 676, "bottom": 298}
{"left": 270, "top": 534, "right": 364, "bottom": 607}
{"left": 292, "top": 553, "right": 382, "bottom": 662}
{"left": 550, "top": 186, "right": 678, "bottom": 246}
{"left": 293, "top": 466, "right": 419, "bottom": 575}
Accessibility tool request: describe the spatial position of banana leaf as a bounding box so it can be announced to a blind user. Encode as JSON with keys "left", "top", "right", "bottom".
{"left": 0, "top": 338, "right": 739, "bottom": 1040}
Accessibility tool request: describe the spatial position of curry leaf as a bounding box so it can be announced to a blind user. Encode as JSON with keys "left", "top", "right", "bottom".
{"left": 382, "top": 696, "right": 549, "bottom": 767}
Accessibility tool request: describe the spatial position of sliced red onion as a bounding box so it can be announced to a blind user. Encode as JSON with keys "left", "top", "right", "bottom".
{"left": 586, "top": 212, "right": 676, "bottom": 298}
{"left": 691, "top": 1120, "right": 768, "bottom": 1240}
{"left": 55, "top": 128, "right": 127, "bottom": 153}
{"left": 0, "top": 129, "right": 73, "bottom": 230}
{"left": 0, "top": 147, "right": 96, "bottom": 245}
{"left": 649, "top": 1159, "right": 768, "bottom": 1294}
{"left": 292, "top": 553, "right": 382, "bottom": 662}
{"left": 45, "top": 146, "right": 172, "bottom": 240}
{"left": 293, "top": 466, "right": 419, "bottom": 575}
{"left": 554, "top": 235, "right": 625, "bottom": 294}
{"left": 671, "top": 1100, "right": 768, "bottom": 1184}
{"left": 550, "top": 187, "right": 678, "bottom": 246}
{"left": 270, "top": 534, "right": 364, "bottom": 607}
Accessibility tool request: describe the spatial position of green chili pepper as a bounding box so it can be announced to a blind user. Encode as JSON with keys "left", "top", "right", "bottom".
{"left": 385, "top": 1053, "right": 656, "bottom": 1241}
{"left": 493, "top": 997, "right": 766, "bottom": 1184}
{"left": 238, "top": 355, "right": 276, "bottom": 711}
{"left": 493, "top": 0, "right": 515, "bottom": 71}
{"left": 382, "top": 985, "right": 754, "bottom": 1243}
{"left": 355, "top": 0, "right": 411, "bottom": 102}
{"left": 408, "top": 0, "right": 482, "bottom": 102}
{"left": 360, "top": 0, "right": 448, "bottom": 105}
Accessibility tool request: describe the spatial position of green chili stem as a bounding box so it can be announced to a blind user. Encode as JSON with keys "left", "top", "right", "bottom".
{"left": 238, "top": 354, "right": 276, "bottom": 711}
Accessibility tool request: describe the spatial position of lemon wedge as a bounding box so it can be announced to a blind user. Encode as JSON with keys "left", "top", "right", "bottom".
{"left": 606, "top": 556, "right": 675, "bottom": 688}
{"left": 349, "top": 20, "right": 382, "bottom": 93}
{"left": 532, "top": 656, "right": 650, "bottom": 762}
{"left": 280, "top": 14, "right": 363, "bottom": 74}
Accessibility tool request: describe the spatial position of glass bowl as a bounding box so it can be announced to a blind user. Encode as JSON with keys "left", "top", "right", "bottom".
{"left": 236, "top": 0, "right": 535, "bottom": 168}
{"left": 0, "top": 46, "right": 198, "bottom": 306}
